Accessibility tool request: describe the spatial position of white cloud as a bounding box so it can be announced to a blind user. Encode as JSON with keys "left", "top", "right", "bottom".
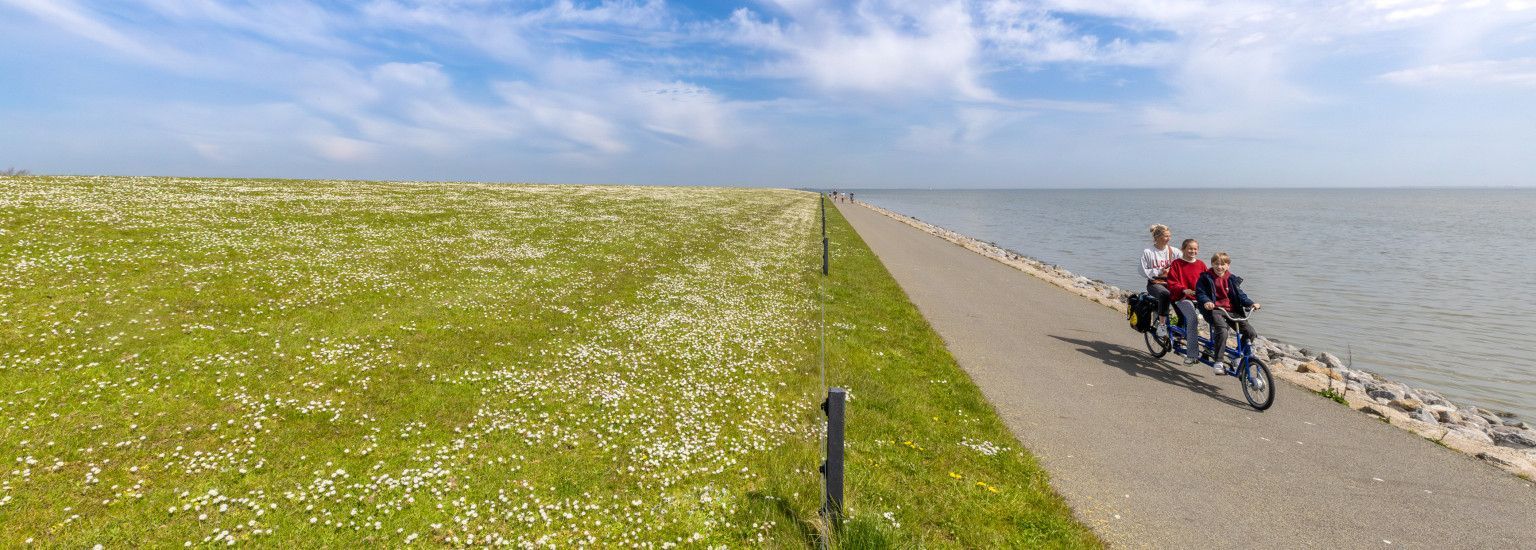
{"left": 310, "top": 136, "right": 377, "bottom": 162}
{"left": 1032, "top": 0, "right": 1536, "bottom": 137}
{"left": 900, "top": 106, "right": 1031, "bottom": 151}
{"left": 628, "top": 82, "right": 735, "bottom": 147}
{"left": 977, "top": 0, "right": 1173, "bottom": 66}
{"left": 7, "top": 0, "right": 1536, "bottom": 184}
{"left": 372, "top": 62, "right": 452, "bottom": 91}
{"left": 138, "top": 0, "right": 350, "bottom": 51}
{"left": 730, "top": 1, "right": 994, "bottom": 100}
{"left": 190, "top": 141, "right": 226, "bottom": 161}
{"left": 495, "top": 82, "right": 628, "bottom": 154}
{"left": 1380, "top": 57, "right": 1536, "bottom": 87}
{"left": 1, "top": 0, "right": 197, "bottom": 68}
{"left": 153, "top": 102, "right": 357, "bottom": 163}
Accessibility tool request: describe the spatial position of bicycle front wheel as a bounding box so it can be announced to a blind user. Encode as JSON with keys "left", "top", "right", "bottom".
{"left": 1241, "top": 356, "right": 1275, "bottom": 411}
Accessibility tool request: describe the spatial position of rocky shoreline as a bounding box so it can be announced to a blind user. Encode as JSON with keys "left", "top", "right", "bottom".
{"left": 853, "top": 200, "right": 1536, "bottom": 481}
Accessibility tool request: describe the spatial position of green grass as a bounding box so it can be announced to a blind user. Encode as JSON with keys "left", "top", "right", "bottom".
{"left": 1317, "top": 387, "right": 1349, "bottom": 405}
{"left": 0, "top": 176, "right": 1096, "bottom": 547}
{"left": 820, "top": 202, "right": 1098, "bottom": 548}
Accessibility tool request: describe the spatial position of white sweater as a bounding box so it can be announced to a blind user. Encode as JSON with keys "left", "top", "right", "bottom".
{"left": 1141, "top": 245, "right": 1176, "bottom": 282}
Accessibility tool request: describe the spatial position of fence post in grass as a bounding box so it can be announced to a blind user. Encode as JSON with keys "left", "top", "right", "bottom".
{"left": 822, "top": 236, "right": 829, "bottom": 276}
{"left": 821, "top": 196, "right": 829, "bottom": 276}
{"left": 820, "top": 387, "right": 846, "bottom": 528}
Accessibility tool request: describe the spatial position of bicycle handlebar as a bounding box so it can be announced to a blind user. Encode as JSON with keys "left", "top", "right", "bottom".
{"left": 1176, "top": 299, "right": 1258, "bottom": 322}
{"left": 1215, "top": 306, "right": 1258, "bottom": 322}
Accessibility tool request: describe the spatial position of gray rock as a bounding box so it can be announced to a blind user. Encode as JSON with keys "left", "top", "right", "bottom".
{"left": 1318, "top": 352, "right": 1346, "bottom": 370}
{"left": 1489, "top": 427, "right": 1536, "bottom": 449}
{"left": 1450, "top": 428, "right": 1495, "bottom": 445}
{"left": 1417, "top": 390, "right": 1450, "bottom": 407}
{"left": 1367, "top": 387, "right": 1402, "bottom": 402}
{"left": 1346, "top": 381, "right": 1366, "bottom": 395}
{"left": 1359, "top": 405, "right": 1388, "bottom": 418}
{"left": 1298, "top": 347, "right": 1314, "bottom": 358}
{"left": 1431, "top": 408, "right": 1461, "bottom": 424}
{"left": 1297, "top": 362, "right": 1330, "bottom": 375}
{"left": 1409, "top": 409, "right": 1438, "bottom": 425}
{"left": 1460, "top": 414, "right": 1491, "bottom": 428}
{"left": 1477, "top": 452, "right": 1517, "bottom": 468}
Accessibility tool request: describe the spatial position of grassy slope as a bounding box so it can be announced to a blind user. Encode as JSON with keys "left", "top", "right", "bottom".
{"left": 821, "top": 202, "right": 1098, "bottom": 548}
{"left": 0, "top": 176, "right": 1095, "bottom": 548}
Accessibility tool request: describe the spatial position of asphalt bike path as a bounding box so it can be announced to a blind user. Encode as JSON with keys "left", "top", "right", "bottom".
{"left": 835, "top": 201, "right": 1536, "bottom": 549}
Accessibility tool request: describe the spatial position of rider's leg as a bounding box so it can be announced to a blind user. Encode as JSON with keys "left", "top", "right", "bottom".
{"left": 1146, "top": 281, "right": 1171, "bottom": 337}
{"left": 1173, "top": 300, "right": 1200, "bottom": 362}
{"left": 1146, "top": 281, "right": 1171, "bottom": 318}
{"left": 1210, "top": 310, "right": 1232, "bottom": 362}
{"left": 1210, "top": 309, "right": 1240, "bottom": 374}
{"left": 1237, "top": 318, "right": 1257, "bottom": 344}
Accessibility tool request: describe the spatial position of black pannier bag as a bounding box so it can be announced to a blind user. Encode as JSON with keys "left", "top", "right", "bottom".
{"left": 1126, "top": 292, "right": 1156, "bottom": 333}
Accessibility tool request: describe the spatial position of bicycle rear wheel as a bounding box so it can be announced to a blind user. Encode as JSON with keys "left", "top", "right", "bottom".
{"left": 1241, "top": 356, "right": 1275, "bottom": 410}
{"left": 1144, "top": 328, "right": 1170, "bottom": 358}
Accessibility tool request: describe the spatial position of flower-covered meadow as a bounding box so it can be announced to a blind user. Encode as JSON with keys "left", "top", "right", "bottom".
{"left": 0, "top": 176, "right": 1095, "bottom": 547}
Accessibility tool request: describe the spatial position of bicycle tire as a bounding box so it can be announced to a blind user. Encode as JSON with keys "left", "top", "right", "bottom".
{"left": 1144, "top": 328, "right": 1170, "bottom": 358}
{"left": 1241, "top": 356, "right": 1275, "bottom": 411}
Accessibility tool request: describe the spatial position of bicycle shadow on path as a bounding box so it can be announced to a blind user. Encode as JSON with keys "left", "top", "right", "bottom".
{"left": 1047, "top": 335, "right": 1248, "bottom": 409}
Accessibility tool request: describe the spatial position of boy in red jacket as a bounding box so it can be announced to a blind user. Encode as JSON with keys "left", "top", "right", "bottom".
{"left": 1166, "top": 238, "right": 1207, "bottom": 365}
{"left": 1197, "top": 252, "right": 1262, "bottom": 376}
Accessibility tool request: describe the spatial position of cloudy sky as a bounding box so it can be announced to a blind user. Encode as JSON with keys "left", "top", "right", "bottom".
{"left": 2, "top": 0, "right": 1533, "bottom": 187}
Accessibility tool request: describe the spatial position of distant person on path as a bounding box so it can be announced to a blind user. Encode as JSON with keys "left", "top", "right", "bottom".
{"left": 1197, "top": 252, "right": 1261, "bottom": 375}
{"left": 1140, "top": 224, "right": 1177, "bottom": 339}
{"left": 1166, "top": 238, "right": 1207, "bottom": 366}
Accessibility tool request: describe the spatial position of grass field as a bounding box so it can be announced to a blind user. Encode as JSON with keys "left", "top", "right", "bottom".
{"left": 0, "top": 176, "right": 1096, "bottom": 548}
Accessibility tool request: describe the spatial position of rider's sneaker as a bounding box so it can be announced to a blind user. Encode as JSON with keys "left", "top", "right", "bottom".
{"left": 1154, "top": 324, "right": 1167, "bottom": 339}
{"left": 1212, "top": 362, "right": 1227, "bottom": 375}
{"left": 1183, "top": 355, "right": 1198, "bottom": 366}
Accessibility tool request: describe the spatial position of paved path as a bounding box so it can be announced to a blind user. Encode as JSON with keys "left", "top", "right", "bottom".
{"left": 836, "top": 201, "right": 1536, "bottom": 549}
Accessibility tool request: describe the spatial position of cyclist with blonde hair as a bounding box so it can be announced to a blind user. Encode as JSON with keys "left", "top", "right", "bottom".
{"left": 1139, "top": 224, "right": 1177, "bottom": 339}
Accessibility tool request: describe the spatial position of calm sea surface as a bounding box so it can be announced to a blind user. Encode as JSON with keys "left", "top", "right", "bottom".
{"left": 853, "top": 189, "right": 1536, "bottom": 420}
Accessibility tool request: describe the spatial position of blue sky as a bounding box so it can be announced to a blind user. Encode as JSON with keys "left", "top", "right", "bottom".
{"left": 2, "top": 0, "right": 1533, "bottom": 187}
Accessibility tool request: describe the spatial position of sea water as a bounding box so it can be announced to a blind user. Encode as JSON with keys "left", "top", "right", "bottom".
{"left": 853, "top": 188, "right": 1536, "bottom": 420}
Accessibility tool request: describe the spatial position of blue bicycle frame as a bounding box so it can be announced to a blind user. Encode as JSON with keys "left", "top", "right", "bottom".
{"left": 1166, "top": 310, "right": 1250, "bottom": 376}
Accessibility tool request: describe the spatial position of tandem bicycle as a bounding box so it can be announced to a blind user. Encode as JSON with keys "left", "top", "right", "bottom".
{"left": 1144, "top": 304, "right": 1275, "bottom": 410}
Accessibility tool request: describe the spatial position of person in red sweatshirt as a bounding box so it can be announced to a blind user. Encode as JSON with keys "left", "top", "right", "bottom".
{"left": 1165, "top": 238, "right": 1207, "bottom": 365}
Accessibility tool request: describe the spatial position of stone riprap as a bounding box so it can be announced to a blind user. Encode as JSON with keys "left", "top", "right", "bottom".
{"left": 855, "top": 200, "right": 1536, "bottom": 480}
